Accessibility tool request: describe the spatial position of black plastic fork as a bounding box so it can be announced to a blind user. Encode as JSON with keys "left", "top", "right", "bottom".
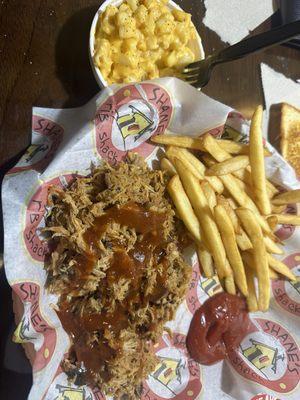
{"left": 183, "top": 19, "right": 300, "bottom": 88}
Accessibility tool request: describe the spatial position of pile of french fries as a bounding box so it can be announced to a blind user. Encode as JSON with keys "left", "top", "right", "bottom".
{"left": 152, "top": 105, "right": 300, "bottom": 312}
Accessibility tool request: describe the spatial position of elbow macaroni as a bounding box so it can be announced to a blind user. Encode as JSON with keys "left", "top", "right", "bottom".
{"left": 93, "top": 0, "right": 197, "bottom": 84}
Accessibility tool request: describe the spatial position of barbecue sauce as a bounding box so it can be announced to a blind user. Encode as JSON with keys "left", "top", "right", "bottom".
{"left": 58, "top": 202, "right": 169, "bottom": 383}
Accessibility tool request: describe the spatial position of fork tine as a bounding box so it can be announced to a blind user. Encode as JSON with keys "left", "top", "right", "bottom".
{"left": 184, "top": 76, "right": 199, "bottom": 84}
{"left": 183, "top": 65, "right": 200, "bottom": 73}
{"left": 183, "top": 59, "right": 205, "bottom": 70}
{"left": 182, "top": 70, "right": 200, "bottom": 78}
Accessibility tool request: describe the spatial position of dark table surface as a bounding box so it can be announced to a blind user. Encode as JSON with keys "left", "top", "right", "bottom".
{"left": 1, "top": 1, "right": 300, "bottom": 399}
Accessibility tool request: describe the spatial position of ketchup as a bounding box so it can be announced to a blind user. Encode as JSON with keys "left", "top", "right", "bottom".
{"left": 186, "top": 292, "right": 250, "bottom": 365}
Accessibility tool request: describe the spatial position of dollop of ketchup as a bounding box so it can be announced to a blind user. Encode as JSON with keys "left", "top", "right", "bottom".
{"left": 186, "top": 292, "right": 250, "bottom": 365}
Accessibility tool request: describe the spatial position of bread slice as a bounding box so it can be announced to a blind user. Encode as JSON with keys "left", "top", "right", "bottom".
{"left": 280, "top": 103, "right": 300, "bottom": 176}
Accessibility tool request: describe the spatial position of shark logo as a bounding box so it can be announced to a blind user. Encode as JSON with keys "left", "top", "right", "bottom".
{"left": 44, "top": 373, "right": 105, "bottom": 400}
{"left": 95, "top": 83, "right": 172, "bottom": 165}
{"left": 54, "top": 385, "right": 92, "bottom": 400}
{"left": 112, "top": 101, "right": 156, "bottom": 151}
{"left": 144, "top": 333, "right": 202, "bottom": 399}
{"left": 240, "top": 339, "right": 285, "bottom": 379}
{"left": 147, "top": 348, "right": 189, "bottom": 398}
{"left": 9, "top": 116, "right": 63, "bottom": 174}
{"left": 222, "top": 125, "right": 248, "bottom": 143}
{"left": 24, "top": 143, "right": 50, "bottom": 163}
{"left": 151, "top": 356, "right": 186, "bottom": 394}
{"left": 228, "top": 318, "right": 300, "bottom": 393}
{"left": 272, "top": 253, "right": 300, "bottom": 317}
{"left": 199, "top": 276, "right": 222, "bottom": 298}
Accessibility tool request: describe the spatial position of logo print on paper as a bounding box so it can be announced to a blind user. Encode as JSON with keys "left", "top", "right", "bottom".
{"left": 45, "top": 372, "right": 106, "bottom": 400}
{"left": 142, "top": 333, "right": 202, "bottom": 399}
{"left": 12, "top": 282, "right": 57, "bottom": 373}
{"left": 272, "top": 253, "right": 300, "bottom": 317}
{"left": 54, "top": 385, "right": 93, "bottom": 400}
{"left": 113, "top": 102, "right": 155, "bottom": 151}
{"left": 222, "top": 125, "right": 248, "bottom": 143}
{"left": 228, "top": 318, "right": 300, "bottom": 393}
{"left": 24, "top": 174, "right": 78, "bottom": 262}
{"left": 94, "top": 84, "right": 172, "bottom": 165}
{"left": 186, "top": 260, "right": 222, "bottom": 314}
{"left": 240, "top": 338, "right": 285, "bottom": 379}
{"left": 9, "top": 116, "right": 63, "bottom": 174}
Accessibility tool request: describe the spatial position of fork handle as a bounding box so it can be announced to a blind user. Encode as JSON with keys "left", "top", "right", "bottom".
{"left": 280, "top": 0, "right": 300, "bottom": 41}
{"left": 212, "top": 19, "right": 300, "bottom": 65}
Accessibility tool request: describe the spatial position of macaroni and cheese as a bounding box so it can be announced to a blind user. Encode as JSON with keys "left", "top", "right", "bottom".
{"left": 93, "top": 0, "right": 197, "bottom": 84}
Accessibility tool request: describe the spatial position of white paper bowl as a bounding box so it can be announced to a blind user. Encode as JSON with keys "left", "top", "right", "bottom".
{"left": 89, "top": 0, "right": 205, "bottom": 88}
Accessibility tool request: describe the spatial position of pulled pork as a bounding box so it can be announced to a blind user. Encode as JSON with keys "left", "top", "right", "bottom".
{"left": 44, "top": 153, "right": 191, "bottom": 399}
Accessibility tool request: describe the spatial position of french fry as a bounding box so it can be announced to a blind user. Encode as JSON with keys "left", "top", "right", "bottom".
{"left": 175, "top": 147, "right": 224, "bottom": 194}
{"left": 234, "top": 167, "right": 276, "bottom": 199}
{"left": 272, "top": 189, "right": 300, "bottom": 205}
{"left": 219, "top": 196, "right": 253, "bottom": 250}
{"left": 167, "top": 175, "right": 201, "bottom": 242}
{"left": 267, "top": 254, "right": 296, "bottom": 281}
{"left": 227, "top": 197, "right": 237, "bottom": 209}
{"left": 197, "top": 244, "right": 214, "bottom": 278}
{"left": 233, "top": 175, "right": 249, "bottom": 192}
{"left": 174, "top": 158, "right": 231, "bottom": 278}
{"left": 236, "top": 208, "right": 270, "bottom": 311}
{"left": 245, "top": 268, "right": 258, "bottom": 312}
{"left": 223, "top": 140, "right": 271, "bottom": 156}
{"left": 202, "top": 133, "right": 231, "bottom": 163}
{"left": 207, "top": 162, "right": 252, "bottom": 199}
{"left": 166, "top": 146, "right": 225, "bottom": 194}
{"left": 233, "top": 167, "right": 249, "bottom": 182}
{"left": 201, "top": 181, "right": 217, "bottom": 213}
{"left": 236, "top": 231, "right": 253, "bottom": 251}
{"left": 243, "top": 252, "right": 277, "bottom": 280}
{"left": 202, "top": 135, "right": 275, "bottom": 201}
{"left": 152, "top": 133, "right": 205, "bottom": 151}
{"left": 266, "top": 180, "right": 279, "bottom": 198}
{"left": 249, "top": 106, "right": 271, "bottom": 215}
{"left": 175, "top": 147, "right": 206, "bottom": 174}
{"left": 206, "top": 143, "right": 275, "bottom": 200}
{"left": 204, "top": 177, "right": 224, "bottom": 195}
{"left": 161, "top": 158, "right": 176, "bottom": 176}
{"left": 267, "top": 214, "right": 300, "bottom": 226}
{"left": 201, "top": 153, "right": 217, "bottom": 167}
{"left": 166, "top": 146, "right": 205, "bottom": 179}
{"left": 152, "top": 132, "right": 268, "bottom": 155}
{"left": 225, "top": 274, "right": 236, "bottom": 295}
{"left": 202, "top": 134, "right": 273, "bottom": 235}
{"left": 219, "top": 174, "right": 273, "bottom": 235}
{"left": 266, "top": 215, "right": 279, "bottom": 231}
{"left": 217, "top": 196, "right": 240, "bottom": 233}
{"left": 214, "top": 204, "right": 248, "bottom": 296}
{"left": 215, "top": 139, "right": 249, "bottom": 155}
{"left": 269, "top": 268, "right": 279, "bottom": 280}
{"left": 206, "top": 155, "right": 250, "bottom": 176}
{"left": 272, "top": 204, "right": 286, "bottom": 214}
{"left": 234, "top": 166, "right": 278, "bottom": 199}
{"left": 264, "top": 236, "right": 284, "bottom": 255}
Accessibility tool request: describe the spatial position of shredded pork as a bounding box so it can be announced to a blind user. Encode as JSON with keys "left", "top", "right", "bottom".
{"left": 44, "top": 153, "right": 191, "bottom": 399}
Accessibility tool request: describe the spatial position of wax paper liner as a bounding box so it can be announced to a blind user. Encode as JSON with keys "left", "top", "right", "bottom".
{"left": 2, "top": 78, "right": 300, "bottom": 400}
